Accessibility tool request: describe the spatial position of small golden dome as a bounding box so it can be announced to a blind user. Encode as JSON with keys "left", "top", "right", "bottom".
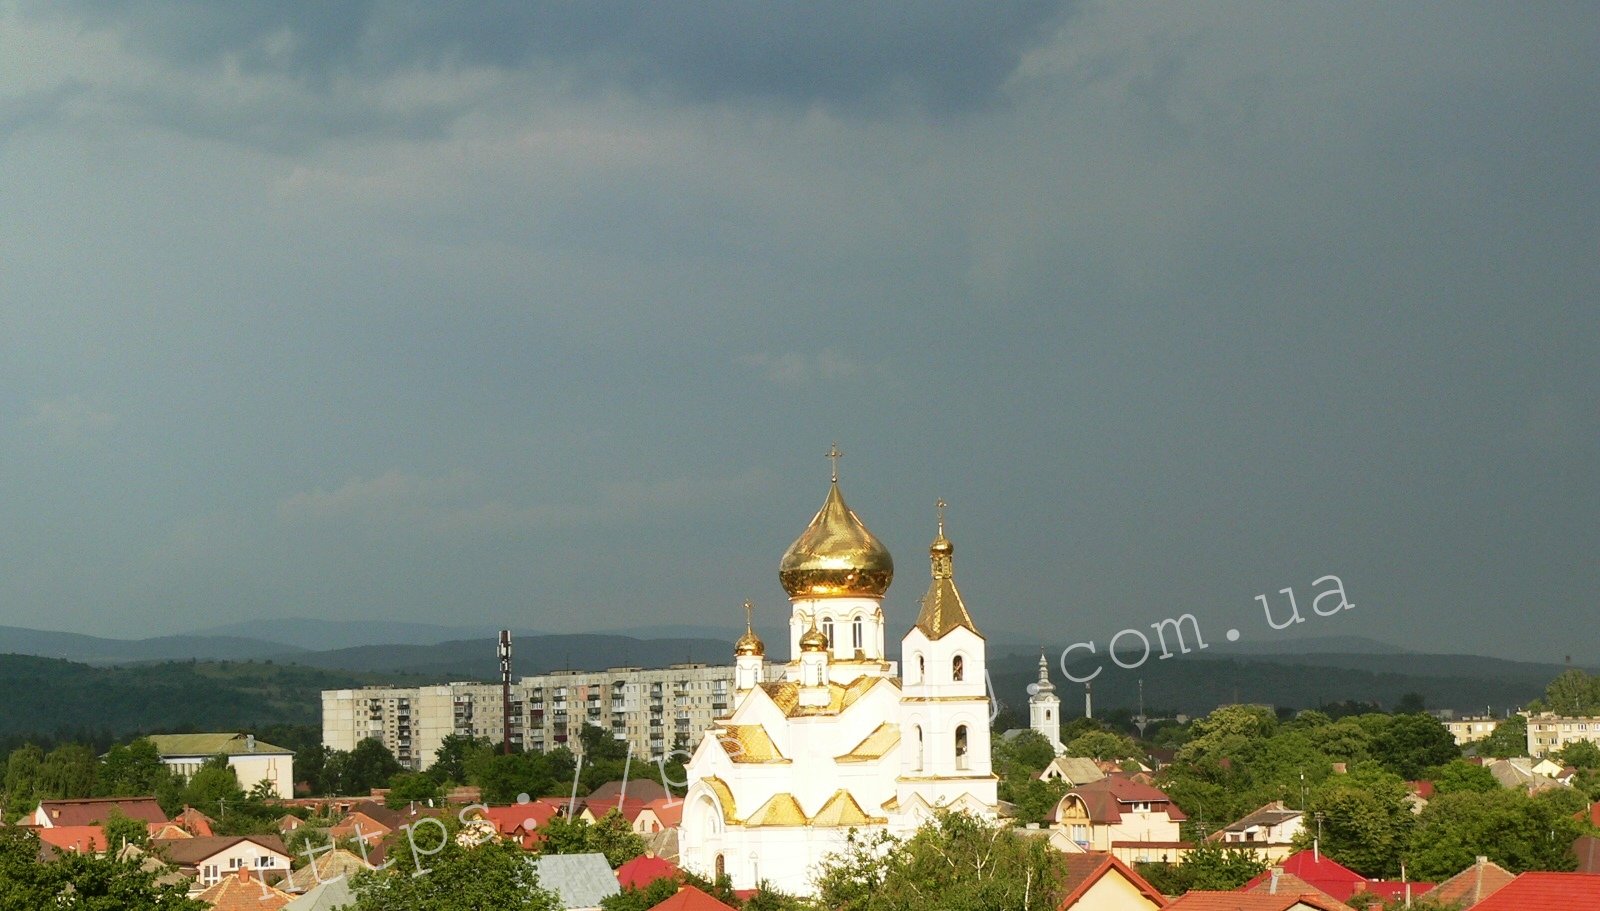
{"left": 779, "top": 480, "right": 894, "bottom": 600}
{"left": 734, "top": 600, "right": 765, "bottom": 658}
{"left": 799, "top": 617, "right": 830, "bottom": 652}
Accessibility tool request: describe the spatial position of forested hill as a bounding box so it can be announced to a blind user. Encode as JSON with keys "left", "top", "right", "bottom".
{"left": 989, "top": 649, "right": 1558, "bottom": 718}
{"left": 0, "top": 654, "right": 411, "bottom": 742}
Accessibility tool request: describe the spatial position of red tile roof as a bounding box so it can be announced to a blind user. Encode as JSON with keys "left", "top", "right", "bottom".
{"left": 1469, "top": 871, "right": 1600, "bottom": 911}
{"left": 1429, "top": 857, "right": 1514, "bottom": 907}
{"left": 646, "top": 797, "right": 684, "bottom": 829}
{"left": 617, "top": 854, "right": 680, "bottom": 890}
{"left": 1241, "top": 852, "right": 1364, "bottom": 901}
{"left": 1055, "top": 853, "right": 1169, "bottom": 909}
{"left": 196, "top": 868, "right": 293, "bottom": 911}
{"left": 1165, "top": 891, "right": 1353, "bottom": 911}
{"left": 36, "top": 826, "right": 108, "bottom": 854}
{"left": 646, "top": 883, "right": 739, "bottom": 911}
{"left": 35, "top": 797, "right": 166, "bottom": 828}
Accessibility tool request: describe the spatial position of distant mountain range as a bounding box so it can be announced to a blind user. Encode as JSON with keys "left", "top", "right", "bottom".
{"left": 0, "top": 620, "right": 1576, "bottom": 725}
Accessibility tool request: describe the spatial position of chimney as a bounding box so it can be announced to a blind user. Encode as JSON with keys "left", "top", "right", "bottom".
{"left": 1269, "top": 867, "right": 1282, "bottom": 894}
{"left": 1476, "top": 855, "right": 1488, "bottom": 867}
{"left": 246, "top": 734, "right": 256, "bottom": 753}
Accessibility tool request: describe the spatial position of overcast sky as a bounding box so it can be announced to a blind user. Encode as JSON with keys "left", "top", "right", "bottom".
{"left": 1, "top": 2, "right": 1595, "bottom": 661}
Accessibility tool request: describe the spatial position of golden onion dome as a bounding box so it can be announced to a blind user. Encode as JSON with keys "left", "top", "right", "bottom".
{"left": 799, "top": 614, "right": 830, "bottom": 652}
{"left": 779, "top": 479, "right": 894, "bottom": 599}
{"left": 734, "top": 600, "right": 765, "bottom": 658}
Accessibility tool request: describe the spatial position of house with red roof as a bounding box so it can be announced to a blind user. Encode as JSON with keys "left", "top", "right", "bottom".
{"left": 1428, "top": 855, "right": 1515, "bottom": 909}
{"left": 196, "top": 866, "right": 294, "bottom": 910}
{"left": 1240, "top": 851, "right": 1433, "bottom": 906}
{"left": 636, "top": 797, "right": 683, "bottom": 834}
{"left": 32, "top": 797, "right": 166, "bottom": 828}
{"left": 1054, "top": 774, "right": 1193, "bottom": 864}
{"left": 1165, "top": 892, "right": 1353, "bottom": 911}
{"left": 34, "top": 825, "right": 109, "bottom": 856}
{"left": 1469, "top": 871, "right": 1600, "bottom": 911}
{"left": 1053, "top": 853, "right": 1168, "bottom": 910}
{"left": 616, "top": 854, "right": 680, "bottom": 890}
{"left": 644, "top": 883, "right": 738, "bottom": 911}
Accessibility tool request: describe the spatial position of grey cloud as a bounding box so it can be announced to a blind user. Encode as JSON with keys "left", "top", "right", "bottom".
{"left": 40, "top": 1, "right": 1074, "bottom": 112}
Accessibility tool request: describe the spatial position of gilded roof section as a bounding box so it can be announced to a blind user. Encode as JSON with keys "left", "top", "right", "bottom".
{"left": 745, "top": 793, "right": 808, "bottom": 827}
{"left": 779, "top": 481, "right": 894, "bottom": 599}
{"left": 913, "top": 523, "right": 982, "bottom": 640}
{"left": 836, "top": 723, "right": 900, "bottom": 762}
{"left": 759, "top": 676, "right": 890, "bottom": 718}
{"left": 701, "top": 777, "right": 738, "bottom": 825}
{"left": 719, "top": 725, "right": 788, "bottom": 763}
{"left": 812, "top": 790, "right": 885, "bottom": 827}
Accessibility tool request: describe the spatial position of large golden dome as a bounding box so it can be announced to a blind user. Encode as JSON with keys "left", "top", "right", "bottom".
{"left": 779, "top": 477, "right": 894, "bottom": 600}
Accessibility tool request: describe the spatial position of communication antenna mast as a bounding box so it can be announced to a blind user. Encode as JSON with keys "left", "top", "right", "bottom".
{"left": 499, "top": 630, "right": 513, "bottom": 754}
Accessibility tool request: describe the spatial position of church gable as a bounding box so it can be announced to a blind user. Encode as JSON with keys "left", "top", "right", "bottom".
{"left": 812, "top": 789, "right": 885, "bottom": 827}
{"left": 718, "top": 725, "right": 789, "bottom": 764}
{"left": 745, "top": 792, "right": 808, "bottom": 827}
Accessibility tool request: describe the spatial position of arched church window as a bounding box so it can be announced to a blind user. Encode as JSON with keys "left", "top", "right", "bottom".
{"left": 915, "top": 654, "right": 925, "bottom": 682}
{"left": 912, "top": 725, "right": 923, "bottom": 770}
{"left": 715, "top": 854, "right": 725, "bottom": 879}
{"left": 1045, "top": 709, "right": 1052, "bottom": 721}
{"left": 822, "top": 618, "right": 834, "bottom": 647}
{"left": 852, "top": 616, "right": 863, "bottom": 650}
{"left": 955, "top": 725, "right": 969, "bottom": 770}
{"left": 952, "top": 655, "right": 965, "bottom": 682}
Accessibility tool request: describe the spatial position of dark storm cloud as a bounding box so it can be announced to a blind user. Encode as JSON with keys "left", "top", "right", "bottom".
{"left": 42, "top": 1, "right": 1074, "bottom": 111}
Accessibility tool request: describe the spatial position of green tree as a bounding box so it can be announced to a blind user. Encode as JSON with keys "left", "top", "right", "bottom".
{"left": 1427, "top": 760, "right": 1499, "bottom": 795}
{"left": 104, "top": 807, "right": 150, "bottom": 850}
{"left": 387, "top": 772, "right": 443, "bottom": 809}
{"left": 813, "top": 811, "right": 1065, "bottom": 911}
{"left": 430, "top": 734, "right": 492, "bottom": 786}
{"left": 1473, "top": 716, "right": 1528, "bottom": 759}
{"left": 1533, "top": 669, "right": 1600, "bottom": 715}
{"left": 1063, "top": 730, "right": 1140, "bottom": 763}
{"left": 3, "top": 743, "right": 44, "bottom": 815}
{"left": 601, "top": 874, "right": 682, "bottom": 911}
{"left": 1297, "top": 765, "right": 1414, "bottom": 877}
{"left": 1407, "top": 788, "right": 1585, "bottom": 879}
{"left": 1556, "top": 740, "right": 1600, "bottom": 770}
{"left": 352, "top": 837, "right": 560, "bottom": 911}
{"left": 182, "top": 755, "right": 245, "bottom": 818}
{"left": 38, "top": 743, "right": 99, "bottom": 799}
{"left": 1368, "top": 714, "right": 1458, "bottom": 780}
{"left": 1136, "top": 842, "right": 1267, "bottom": 895}
{"left": 100, "top": 739, "right": 172, "bottom": 797}
{"left": 0, "top": 826, "right": 203, "bottom": 910}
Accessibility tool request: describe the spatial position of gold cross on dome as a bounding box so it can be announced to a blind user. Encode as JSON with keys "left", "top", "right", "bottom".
{"left": 936, "top": 498, "right": 947, "bottom": 532}
{"left": 742, "top": 599, "right": 755, "bottom": 630}
{"left": 826, "top": 443, "right": 843, "bottom": 482}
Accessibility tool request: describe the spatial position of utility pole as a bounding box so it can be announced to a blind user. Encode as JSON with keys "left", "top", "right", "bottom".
{"left": 499, "top": 630, "right": 513, "bottom": 755}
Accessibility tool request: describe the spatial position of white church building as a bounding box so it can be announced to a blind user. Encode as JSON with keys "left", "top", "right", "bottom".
{"left": 679, "top": 459, "right": 1000, "bottom": 895}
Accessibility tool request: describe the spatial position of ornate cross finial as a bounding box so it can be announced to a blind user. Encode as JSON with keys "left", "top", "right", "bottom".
{"left": 826, "top": 442, "right": 843, "bottom": 482}
{"left": 936, "top": 498, "right": 947, "bottom": 534}
{"left": 742, "top": 599, "right": 755, "bottom": 632}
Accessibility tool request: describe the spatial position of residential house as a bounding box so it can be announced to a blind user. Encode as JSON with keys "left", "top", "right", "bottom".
{"left": 616, "top": 854, "right": 680, "bottom": 891}
{"left": 282, "top": 877, "right": 356, "bottom": 911}
{"left": 1164, "top": 892, "right": 1353, "bottom": 911}
{"left": 531, "top": 852, "right": 621, "bottom": 910}
{"left": 1241, "top": 851, "right": 1434, "bottom": 907}
{"left": 283, "top": 848, "right": 371, "bottom": 893}
{"left": 1052, "top": 853, "right": 1168, "bottom": 911}
{"left": 1470, "top": 871, "right": 1600, "bottom": 911}
{"left": 1038, "top": 756, "right": 1108, "bottom": 787}
{"left": 196, "top": 867, "right": 294, "bottom": 911}
{"left": 1053, "top": 774, "right": 1192, "bottom": 864}
{"left": 1429, "top": 856, "right": 1515, "bottom": 909}
{"left": 1484, "top": 757, "right": 1564, "bottom": 793}
{"left": 34, "top": 825, "right": 108, "bottom": 856}
{"left": 644, "top": 884, "right": 739, "bottom": 911}
{"left": 152, "top": 834, "right": 292, "bottom": 891}
{"left": 32, "top": 796, "right": 166, "bottom": 828}
{"left": 1213, "top": 801, "right": 1303, "bottom": 862}
{"left": 147, "top": 733, "right": 295, "bottom": 800}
